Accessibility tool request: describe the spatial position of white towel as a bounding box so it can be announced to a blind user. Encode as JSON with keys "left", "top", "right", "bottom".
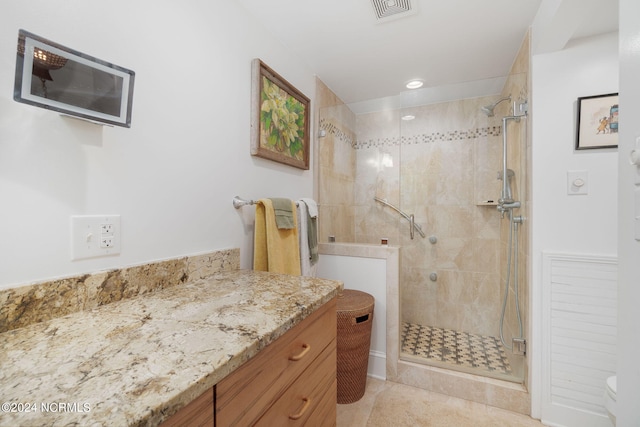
{"left": 297, "top": 199, "right": 318, "bottom": 277}
{"left": 300, "top": 197, "right": 318, "bottom": 218}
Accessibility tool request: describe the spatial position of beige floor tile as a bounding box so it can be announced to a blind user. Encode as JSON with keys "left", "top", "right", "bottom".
{"left": 337, "top": 377, "right": 544, "bottom": 427}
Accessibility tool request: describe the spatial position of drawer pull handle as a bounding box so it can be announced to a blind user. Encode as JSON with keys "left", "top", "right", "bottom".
{"left": 289, "top": 343, "right": 311, "bottom": 361}
{"left": 288, "top": 397, "right": 310, "bottom": 420}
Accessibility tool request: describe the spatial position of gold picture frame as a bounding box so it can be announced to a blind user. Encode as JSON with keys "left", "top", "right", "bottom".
{"left": 250, "top": 59, "right": 310, "bottom": 169}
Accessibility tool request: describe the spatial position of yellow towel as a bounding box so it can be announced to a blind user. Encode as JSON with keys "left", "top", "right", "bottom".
{"left": 253, "top": 199, "right": 301, "bottom": 276}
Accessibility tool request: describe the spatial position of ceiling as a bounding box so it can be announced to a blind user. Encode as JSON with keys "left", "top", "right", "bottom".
{"left": 237, "top": 0, "right": 619, "bottom": 107}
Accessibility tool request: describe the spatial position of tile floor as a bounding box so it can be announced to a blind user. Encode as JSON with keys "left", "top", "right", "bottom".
{"left": 336, "top": 377, "right": 544, "bottom": 427}
{"left": 401, "top": 322, "right": 512, "bottom": 376}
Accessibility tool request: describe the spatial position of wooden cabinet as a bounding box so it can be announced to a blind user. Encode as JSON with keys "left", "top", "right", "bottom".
{"left": 162, "top": 298, "right": 337, "bottom": 427}
{"left": 161, "top": 387, "right": 213, "bottom": 427}
{"left": 216, "top": 298, "right": 337, "bottom": 426}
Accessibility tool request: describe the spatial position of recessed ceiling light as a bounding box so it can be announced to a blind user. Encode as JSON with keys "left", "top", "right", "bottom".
{"left": 406, "top": 80, "right": 424, "bottom": 89}
{"left": 401, "top": 114, "right": 415, "bottom": 121}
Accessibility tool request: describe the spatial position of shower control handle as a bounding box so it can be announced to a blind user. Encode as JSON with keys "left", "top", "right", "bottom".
{"left": 429, "top": 272, "right": 437, "bottom": 282}
{"left": 502, "top": 201, "right": 521, "bottom": 209}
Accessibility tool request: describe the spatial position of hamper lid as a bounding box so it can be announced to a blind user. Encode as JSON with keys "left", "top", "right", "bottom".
{"left": 337, "top": 289, "right": 374, "bottom": 311}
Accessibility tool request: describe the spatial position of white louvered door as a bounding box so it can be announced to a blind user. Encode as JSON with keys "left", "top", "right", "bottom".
{"left": 542, "top": 252, "right": 617, "bottom": 427}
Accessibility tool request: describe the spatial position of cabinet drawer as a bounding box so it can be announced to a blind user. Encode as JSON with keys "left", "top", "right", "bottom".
{"left": 216, "top": 299, "right": 336, "bottom": 426}
{"left": 255, "top": 341, "right": 336, "bottom": 426}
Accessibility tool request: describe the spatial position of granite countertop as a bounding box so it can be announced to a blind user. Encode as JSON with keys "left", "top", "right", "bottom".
{"left": 0, "top": 270, "right": 342, "bottom": 427}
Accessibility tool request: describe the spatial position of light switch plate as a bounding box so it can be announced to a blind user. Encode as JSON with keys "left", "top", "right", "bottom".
{"left": 71, "top": 215, "right": 121, "bottom": 260}
{"left": 567, "top": 170, "right": 588, "bottom": 195}
{"left": 635, "top": 188, "right": 640, "bottom": 241}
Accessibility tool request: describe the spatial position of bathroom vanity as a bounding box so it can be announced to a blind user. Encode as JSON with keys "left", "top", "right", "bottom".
{"left": 164, "top": 298, "right": 337, "bottom": 426}
{"left": 0, "top": 269, "right": 342, "bottom": 426}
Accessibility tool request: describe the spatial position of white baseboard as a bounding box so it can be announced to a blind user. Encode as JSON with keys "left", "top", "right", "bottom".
{"left": 367, "top": 350, "right": 386, "bottom": 380}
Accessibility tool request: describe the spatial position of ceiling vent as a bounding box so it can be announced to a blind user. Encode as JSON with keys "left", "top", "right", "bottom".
{"left": 370, "top": 0, "right": 416, "bottom": 23}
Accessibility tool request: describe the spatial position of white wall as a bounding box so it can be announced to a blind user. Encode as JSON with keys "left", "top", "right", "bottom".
{"left": 317, "top": 254, "right": 387, "bottom": 379}
{"left": 531, "top": 32, "right": 619, "bottom": 421}
{"left": 532, "top": 32, "right": 619, "bottom": 257}
{"left": 0, "top": 0, "right": 316, "bottom": 289}
{"left": 617, "top": 1, "right": 640, "bottom": 424}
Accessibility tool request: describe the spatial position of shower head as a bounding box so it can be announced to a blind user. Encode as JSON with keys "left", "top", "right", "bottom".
{"left": 497, "top": 168, "right": 516, "bottom": 202}
{"left": 481, "top": 96, "right": 512, "bottom": 117}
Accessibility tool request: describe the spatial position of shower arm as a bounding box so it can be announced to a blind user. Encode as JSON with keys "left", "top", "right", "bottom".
{"left": 373, "top": 197, "right": 426, "bottom": 239}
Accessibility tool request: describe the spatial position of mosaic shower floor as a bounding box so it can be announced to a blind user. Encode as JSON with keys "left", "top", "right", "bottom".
{"left": 401, "top": 322, "right": 512, "bottom": 376}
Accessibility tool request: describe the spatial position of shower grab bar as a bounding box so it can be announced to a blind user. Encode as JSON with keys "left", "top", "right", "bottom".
{"left": 373, "top": 197, "right": 426, "bottom": 239}
{"left": 409, "top": 214, "right": 415, "bottom": 240}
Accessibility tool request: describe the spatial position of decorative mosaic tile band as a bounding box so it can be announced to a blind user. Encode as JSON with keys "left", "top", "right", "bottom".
{"left": 402, "top": 126, "right": 503, "bottom": 143}
{"left": 354, "top": 137, "right": 400, "bottom": 149}
{"left": 401, "top": 322, "right": 512, "bottom": 375}
{"left": 0, "top": 248, "right": 240, "bottom": 333}
{"left": 319, "top": 116, "right": 502, "bottom": 150}
{"left": 319, "top": 118, "right": 356, "bottom": 148}
{"left": 355, "top": 126, "right": 502, "bottom": 149}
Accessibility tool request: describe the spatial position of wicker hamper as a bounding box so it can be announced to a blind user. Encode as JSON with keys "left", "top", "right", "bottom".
{"left": 336, "top": 289, "right": 375, "bottom": 404}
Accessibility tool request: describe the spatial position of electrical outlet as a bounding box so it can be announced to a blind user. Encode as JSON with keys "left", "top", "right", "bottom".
{"left": 71, "top": 215, "right": 121, "bottom": 260}
{"left": 100, "top": 236, "right": 114, "bottom": 248}
{"left": 100, "top": 223, "right": 114, "bottom": 235}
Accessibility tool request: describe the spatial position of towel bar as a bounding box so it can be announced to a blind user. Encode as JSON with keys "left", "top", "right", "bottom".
{"left": 233, "top": 196, "right": 300, "bottom": 209}
{"left": 233, "top": 196, "right": 256, "bottom": 209}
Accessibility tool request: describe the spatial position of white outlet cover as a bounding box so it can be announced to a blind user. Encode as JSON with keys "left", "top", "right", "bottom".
{"left": 71, "top": 215, "right": 121, "bottom": 260}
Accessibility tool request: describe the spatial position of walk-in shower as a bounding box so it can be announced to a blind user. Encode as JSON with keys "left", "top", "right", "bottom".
{"left": 316, "top": 70, "right": 530, "bottom": 408}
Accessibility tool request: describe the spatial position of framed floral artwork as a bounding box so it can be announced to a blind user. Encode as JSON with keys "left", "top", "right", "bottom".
{"left": 250, "top": 59, "right": 310, "bottom": 169}
{"left": 575, "top": 93, "right": 619, "bottom": 150}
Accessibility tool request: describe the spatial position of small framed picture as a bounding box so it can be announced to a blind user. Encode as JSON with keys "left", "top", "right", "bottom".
{"left": 575, "top": 93, "right": 618, "bottom": 150}
{"left": 250, "top": 59, "right": 310, "bottom": 170}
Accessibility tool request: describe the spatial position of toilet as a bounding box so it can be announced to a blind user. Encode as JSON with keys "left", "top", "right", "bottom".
{"left": 604, "top": 376, "right": 617, "bottom": 425}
